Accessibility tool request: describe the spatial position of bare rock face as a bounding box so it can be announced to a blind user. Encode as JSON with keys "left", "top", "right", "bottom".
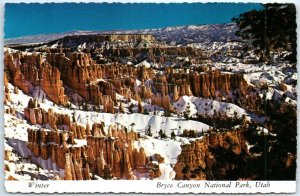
{"left": 4, "top": 72, "right": 11, "bottom": 104}
{"left": 134, "top": 147, "right": 147, "bottom": 173}
{"left": 174, "top": 129, "right": 248, "bottom": 180}
{"left": 46, "top": 53, "right": 142, "bottom": 105}
{"left": 64, "top": 153, "right": 73, "bottom": 180}
{"left": 4, "top": 53, "right": 68, "bottom": 105}
{"left": 5, "top": 46, "right": 248, "bottom": 113}
{"left": 102, "top": 95, "right": 115, "bottom": 113}
{"left": 4, "top": 72, "right": 9, "bottom": 87}
{"left": 188, "top": 70, "right": 248, "bottom": 98}
{"left": 12, "top": 67, "right": 31, "bottom": 94}
{"left": 24, "top": 99, "right": 71, "bottom": 129}
{"left": 26, "top": 109, "right": 158, "bottom": 180}
{"left": 4, "top": 150, "right": 12, "bottom": 161}
{"left": 149, "top": 69, "right": 248, "bottom": 112}
{"left": 151, "top": 95, "right": 174, "bottom": 112}
{"left": 39, "top": 64, "right": 68, "bottom": 105}
{"left": 46, "top": 53, "right": 103, "bottom": 104}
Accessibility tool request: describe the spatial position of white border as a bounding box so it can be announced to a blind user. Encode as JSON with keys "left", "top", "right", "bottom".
{"left": 1, "top": 0, "right": 299, "bottom": 195}
{"left": 4, "top": 181, "right": 297, "bottom": 193}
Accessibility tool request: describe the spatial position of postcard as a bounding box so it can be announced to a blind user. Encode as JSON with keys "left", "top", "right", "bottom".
{"left": 3, "top": 1, "right": 297, "bottom": 193}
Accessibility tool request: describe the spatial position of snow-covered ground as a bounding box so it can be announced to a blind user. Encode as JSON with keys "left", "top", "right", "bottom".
{"left": 173, "top": 95, "right": 247, "bottom": 118}
{"left": 4, "top": 141, "right": 61, "bottom": 181}
{"left": 7, "top": 75, "right": 262, "bottom": 180}
{"left": 4, "top": 83, "right": 212, "bottom": 180}
{"left": 190, "top": 42, "right": 296, "bottom": 91}
{"left": 134, "top": 137, "right": 181, "bottom": 180}
{"left": 6, "top": 83, "right": 212, "bottom": 137}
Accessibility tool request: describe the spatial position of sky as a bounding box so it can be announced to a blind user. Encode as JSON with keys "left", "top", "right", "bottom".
{"left": 4, "top": 3, "right": 262, "bottom": 38}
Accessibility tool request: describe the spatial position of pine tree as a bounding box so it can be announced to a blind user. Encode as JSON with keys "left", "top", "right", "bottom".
{"left": 158, "top": 129, "right": 163, "bottom": 138}
{"left": 129, "top": 103, "right": 134, "bottom": 113}
{"left": 146, "top": 125, "right": 152, "bottom": 137}
{"left": 130, "top": 122, "right": 136, "bottom": 131}
{"left": 171, "top": 131, "right": 176, "bottom": 140}
{"left": 232, "top": 3, "right": 296, "bottom": 63}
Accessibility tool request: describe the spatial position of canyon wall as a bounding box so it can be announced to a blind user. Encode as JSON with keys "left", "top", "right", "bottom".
{"left": 174, "top": 129, "right": 248, "bottom": 180}
{"left": 24, "top": 98, "right": 160, "bottom": 180}
{"left": 4, "top": 34, "right": 249, "bottom": 116}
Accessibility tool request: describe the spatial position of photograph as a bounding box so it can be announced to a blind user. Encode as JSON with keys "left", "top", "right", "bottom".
{"left": 3, "top": 1, "right": 297, "bottom": 193}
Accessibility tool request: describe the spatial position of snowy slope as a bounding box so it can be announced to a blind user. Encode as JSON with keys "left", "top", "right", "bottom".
{"left": 5, "top": 83, "right": 213, "bottom": 180}
{"left": 6, "top": 83, "right": 211, "bottom": 137}
{"left": 134, "top": 138, "right": 181, "bottom": 180}
{"left": 173, "top": 95, "right": 247, "bottom": 117}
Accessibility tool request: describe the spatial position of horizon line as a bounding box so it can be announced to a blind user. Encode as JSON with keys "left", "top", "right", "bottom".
{"left": 5, "top": 22, "right": 236, "bottom": 40}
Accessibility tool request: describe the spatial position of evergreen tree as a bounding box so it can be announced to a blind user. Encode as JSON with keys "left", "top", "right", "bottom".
{"left": 171, "top": 131, "right": 176, "bottom": 140}
{"left": 143, "top": 109, "right": 149, "bottom": 115}
{"left": 128, "top": 103, "right": 134, "bottom": 113}
{"left": 164, "top": 110, "right": 171, "bottom": 117}
{"left": 146, "top": 125, "right": 152, "bottom": 137}
{"left": 130, "top": 122, "right": 136, "bottom": 131}
{"left": 232, "top": 3, "right": 296, "bottom": 63}
{"left": 158, "top": 129, "right": 165, "bottom": 139}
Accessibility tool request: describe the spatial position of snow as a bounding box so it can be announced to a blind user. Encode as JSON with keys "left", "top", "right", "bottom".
{"left": 76, "top": 112, "right": 210, "bottom": 136}
{"left": 5, "top": 82, "right": 212, "bottom": 180}
{"left": 134, "top": 137, "right": 181, "bottom": 180}
{"left": 173, "top": 96, "right": 247, "bottom": 118}
{"left": 134, "top": 60, "right": 151, "bottom": 68}
{"left": 135, "top": 138, "right": 181, "bottom": 165}
{"left": 189, "top": 41, "right": 296, "bottom": 99}
{"left": 4, "top": 141, "right": 63, "bottom": 180}
{"left": 4, "top": 112, "right": 65, "bottom": 177}
{"left": 4, "top": 23, "right": 297, "bottom": 181}
{"left": 6, "top": 83, "right": 211, "bottom": 136}
{"left": 50, "top": 42, "right": 59, "bottom": 49}
{"left": 30, "top": 86, "right": 48, "bottom": 102}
